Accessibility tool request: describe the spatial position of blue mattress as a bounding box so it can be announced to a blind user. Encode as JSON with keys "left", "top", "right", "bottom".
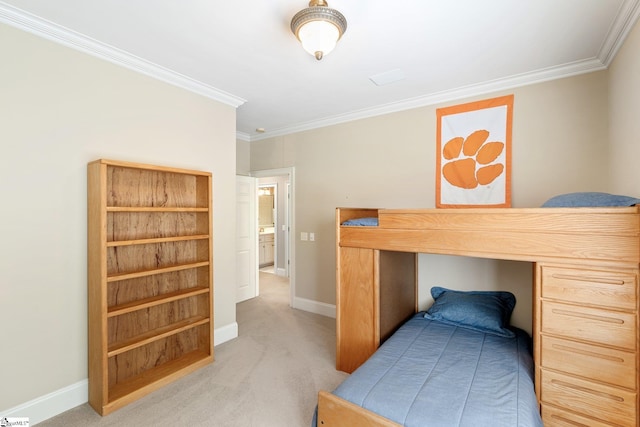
{"left": 318, "top": 313, "right": 542, "bottom": 427}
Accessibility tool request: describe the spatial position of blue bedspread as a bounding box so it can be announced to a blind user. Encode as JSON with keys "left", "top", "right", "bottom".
{"left": 319, "top": 314, "right": 542, "bottom": 427}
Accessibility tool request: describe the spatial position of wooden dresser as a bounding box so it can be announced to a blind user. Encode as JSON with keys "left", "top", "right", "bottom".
{"left": 335, "top": 207, "right": 640, "bottom": 426}
{"left": 535, "top": 263, "right": 638, "bottom": 426}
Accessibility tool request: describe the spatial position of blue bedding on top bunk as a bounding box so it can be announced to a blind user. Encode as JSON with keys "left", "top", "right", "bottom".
{"left": 341, "top": 217, "right": 379, "bottom": 226}
{"left": 541, "top": 192, "right": 640, "bottom": 207}
{"left": 318, "top": 313, "right": 542, "bottom": 427}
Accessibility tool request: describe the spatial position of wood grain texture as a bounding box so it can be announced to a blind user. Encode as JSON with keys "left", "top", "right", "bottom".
{"left": 317, "top": 391, "right": 402, "bottom": 427}
{"left": 88, "top": 159, "right": 213, "bottom": 415}
{"left": 541, "top": 370, "right": 637, "bottom": 426}
{"left": 107, "top": 211, "right": 209, "bottom": 241}
{"left": 87, "top": 161, "right": 108, "bottom": 412}
{"left": 542, "top": 404, "right": 623, "bottom": 427}
{"left": 379, "top": 251, "right": 416, "bottom": 343}
{"left": 332, "top": 207, "right": 640, "bottom": 426}
{"left": 378, "top": 207, "right": 640, "bottom": 234}
{"left": 335, "top": 207, "right": 640, "bottom": 268}
{"left": 340, "top": 227, "right": 639, "bottom": 267}
{"left": 336, "top": 247, "right": 376, "bottom": 373}
{"left": 540, "top": 265, "right": 637, "bottom": 310}
{"left": 541, "top": 335, "right": 636, "bottom": 389}
{"left": 537, "top": 261, "right": 639, "bottom": 425}
{"left": 541, "top": 301, "right": 636, "bottom": 351}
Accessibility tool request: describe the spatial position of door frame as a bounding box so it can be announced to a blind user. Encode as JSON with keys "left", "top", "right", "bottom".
{"left": 252, "top": 167, "right": 295, "bottom": 307}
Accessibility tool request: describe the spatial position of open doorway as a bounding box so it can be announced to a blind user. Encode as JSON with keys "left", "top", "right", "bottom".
{"left": 253, "top": 168, "right": 294, "bottom": 306}
{"left": 257, "top": 176, "right": 288, "bottom": 277}
{"left": 258, "top": 183, "right": 276, "bottom": 274}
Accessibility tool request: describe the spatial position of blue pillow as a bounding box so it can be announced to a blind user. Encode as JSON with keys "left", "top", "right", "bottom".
{"left": 542, "top": 192, "right": 640, "bottom": 207}
{"left": 341, "top": 217, "right": 379, "bottom": 226}
{"left": 424, "top": 286, "right": 516, "bottom": 338}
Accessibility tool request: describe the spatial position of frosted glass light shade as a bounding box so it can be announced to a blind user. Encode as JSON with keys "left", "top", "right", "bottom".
{"left": 291, "top": 0, "right": 347, "bottom": 60}
{"left": 298, "top": 20, "right": 340, "bottom": 59}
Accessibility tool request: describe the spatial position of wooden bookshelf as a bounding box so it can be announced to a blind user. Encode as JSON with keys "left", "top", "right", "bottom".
{"left": 88, "top": 159, "right": 214, "bottom": 415}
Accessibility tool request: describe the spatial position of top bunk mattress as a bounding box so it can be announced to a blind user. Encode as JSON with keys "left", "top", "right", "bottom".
{"left": 328, "top": 313, "right": 543, "bottom": 427}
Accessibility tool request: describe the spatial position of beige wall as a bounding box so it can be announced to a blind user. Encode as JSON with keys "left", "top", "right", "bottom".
{"left": 0, "top": 23, "right": 237, "bottom": 411}
{"left": 609, "top": 18, "right": 640, "bottom": 194}
{"left": 236, "top": 138, "right": 251, "bottom": 175}
{"left": 249, "top": 71, "right": 611, "bottom": 333}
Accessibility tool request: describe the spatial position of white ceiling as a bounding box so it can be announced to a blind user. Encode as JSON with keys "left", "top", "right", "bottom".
{"left": 1, "top": 0, "right": 639, "bottom": 142}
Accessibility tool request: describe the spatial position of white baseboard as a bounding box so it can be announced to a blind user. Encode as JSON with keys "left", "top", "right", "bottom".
{"left": 293, "top": 297, "right": 336, "bottom": 318}
{"left": 2, "top": 323, "right": 238, "bottom": 425}
{"left": 214, "top": 321, "right": 238, "bottom": 346}
{"left": 1, "top": 379, "right": 88, "bottom": 425}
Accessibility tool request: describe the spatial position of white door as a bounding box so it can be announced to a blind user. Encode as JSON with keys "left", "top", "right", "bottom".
{"left": 236, "top": 175, "right": 258, "bottom": 302}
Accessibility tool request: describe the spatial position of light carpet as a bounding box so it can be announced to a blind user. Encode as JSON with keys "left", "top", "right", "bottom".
{"left": 39, "top": 272, "right": 347, "bottom": 426}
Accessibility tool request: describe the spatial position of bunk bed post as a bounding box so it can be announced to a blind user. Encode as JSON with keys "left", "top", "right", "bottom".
{"left": 335, "top": 208, "right": 417, "bottom": 373}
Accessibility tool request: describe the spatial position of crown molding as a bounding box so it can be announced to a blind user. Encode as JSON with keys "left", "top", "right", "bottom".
{"left": 3, "top": 0, "right": 637, "bottom": 143}
{"left": 248, "top": 57, "right": 607, "bottom": 142}
{"left": 236, "top": 131, "right": 251, "bottom": 142}
{"left": 248, "top": 0, "right": 640, "bottom": 143}
{"left": 598, "top": 0, "right": 640, "bottom": 65}
{"left": 0, "top": 2, "right": 246, "bottom": 108}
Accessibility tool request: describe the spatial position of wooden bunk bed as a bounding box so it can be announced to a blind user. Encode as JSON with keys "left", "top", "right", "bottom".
{"left": 317, "top": 206, "right": 640, "bottom": 427}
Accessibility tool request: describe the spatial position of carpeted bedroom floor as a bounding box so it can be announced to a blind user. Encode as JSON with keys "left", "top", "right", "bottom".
{"left": 39, "top": 272, "right": 348, "bottom": 426}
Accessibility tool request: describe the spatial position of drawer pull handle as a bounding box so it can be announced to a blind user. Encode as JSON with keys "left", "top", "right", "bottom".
{"left": 551, "top": 273, "right": 625, "bottom": 286}
{"left": 549, "top": 414, "right": 589, "bottom": 427}
{"left": 551, "top": 379, "right": 625, "bottom": 402}
{"left": 552, "top": 343, "right": 625, "bottom": 363}
{"left": 552, "top": 308, "right": 624, "bottom": 324}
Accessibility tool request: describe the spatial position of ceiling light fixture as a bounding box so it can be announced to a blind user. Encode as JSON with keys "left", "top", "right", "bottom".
{"left": 291, "top": 0, "right": 347, "bottom": 61}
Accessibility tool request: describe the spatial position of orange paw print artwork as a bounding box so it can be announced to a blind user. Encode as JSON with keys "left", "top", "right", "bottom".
{"left": 441, "top": 129, "right": 505, "bottom": 189}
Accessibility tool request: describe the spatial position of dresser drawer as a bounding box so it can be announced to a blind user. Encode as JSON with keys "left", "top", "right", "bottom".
{"left": 542, "top": 404, "right": 618, "bottom": 427}
{"left": 541, "top": 301, "right": 636, "bottom": 350}
{"left": 541, "top": 266, "right": 637, "bottom": 310}
{"left": 541, "top": 370, "right": 637, "bottom": 426}
{"left": 541, "top": 335, "right": 636, "bottom": 389}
